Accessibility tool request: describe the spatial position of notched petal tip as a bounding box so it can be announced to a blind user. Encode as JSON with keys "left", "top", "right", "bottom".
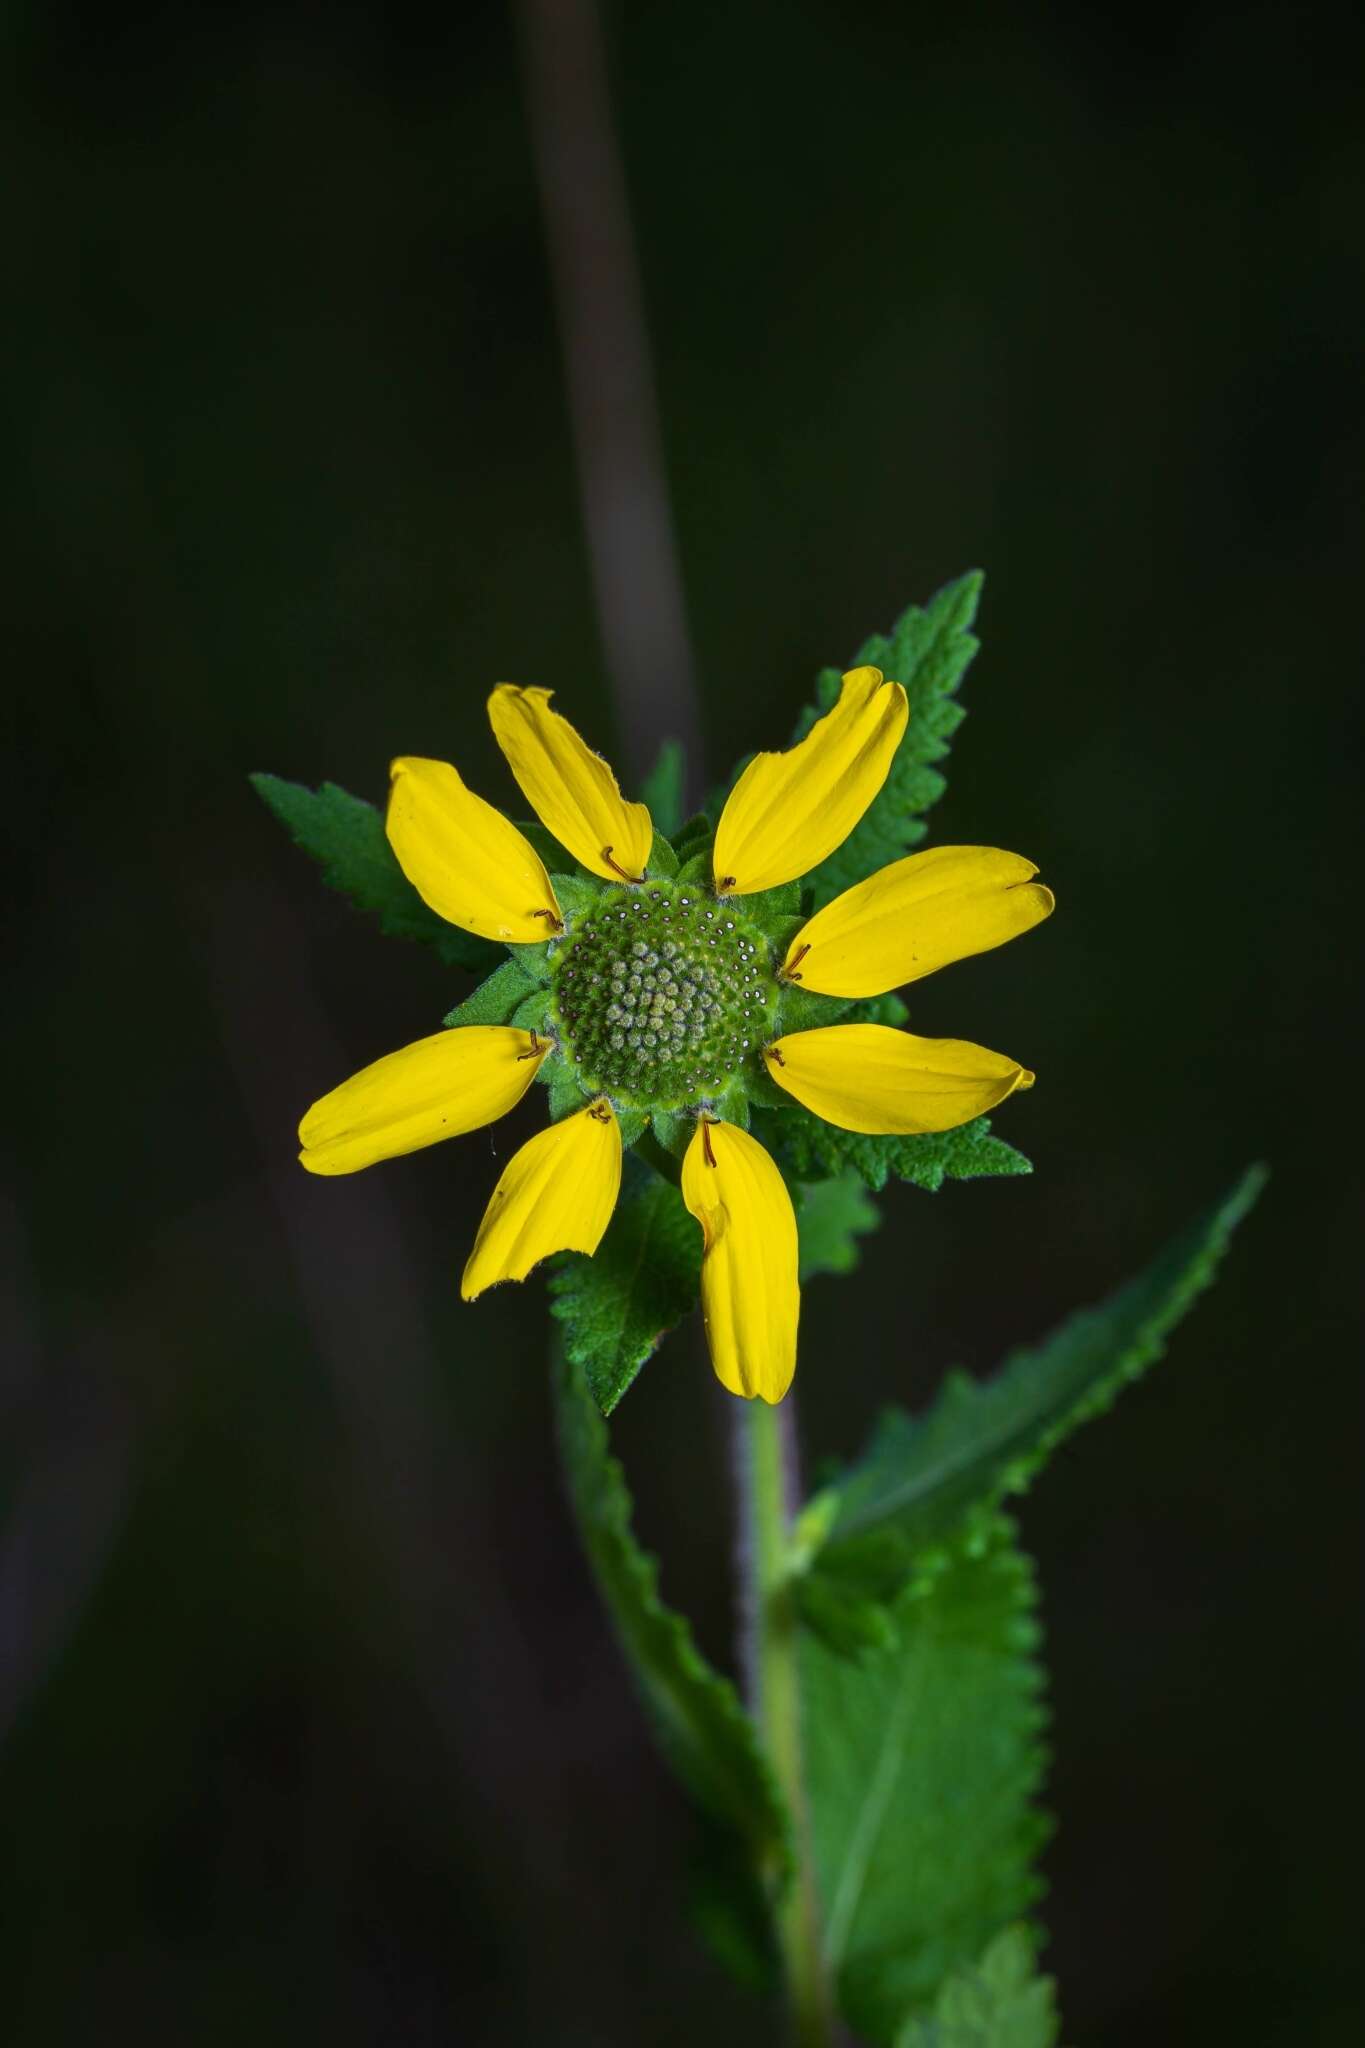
{"left": 782, "top": 845, "right": 1054, "bottom": 998}
{"left": 681, "top": 1120, "right": 799, "bottom": 1404}
{"left": 386, "top": 755, "right": 561, "bottom": 942}
{"left": 487, "top": 683, "right": 653, "bottom": 885}
{"left": 461, "top": 1097, "right": 623, "bottom": 1301}
{"left": 766, "top": 1022, "right": 1034, "bottom": 1136}
{"left": 711, "top": 667, "right": 908, "bottom": 898}
{"left": 297, "top": 1025, "right": 548, "bottom": 1177}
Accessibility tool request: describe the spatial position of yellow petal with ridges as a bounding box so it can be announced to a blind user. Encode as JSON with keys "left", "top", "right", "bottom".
{"left": 767, "top": 1023, "right": 1034, "bottom": 1134}
{"left": 387, "top": 755, "right": 562, "bottom": 942}
{"left": 712, "top": 666, "right": 908, "bottom": 896}
{"left": 681, "top": 1120, "right": 799, "bottom": 1403}
{"left": 300, "top": 1026, "right": 548, "bottom": 1176}
{"left": 461, "top": 1098, "right": 622, "bottom": 1300}
{"left": 783, "top": 844, "right": 1054, "bottom": 996}
{"left": 488, "top": 684, "right": 654, "bottom": 883}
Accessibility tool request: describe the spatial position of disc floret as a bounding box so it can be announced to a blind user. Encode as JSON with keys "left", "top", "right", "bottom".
{"left": 549, "top": 883, "right": 778, "bottom": 1110}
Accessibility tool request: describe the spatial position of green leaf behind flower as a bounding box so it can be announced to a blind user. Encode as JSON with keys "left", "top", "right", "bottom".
{"left": 551, "top": 1343, "right": 791, "bottom": 1879}
{"left": 798, "top": 571, "right": 983, "bottom": 909}
{"left": 641, "top": 738, "right": 688, "bottom": 838}
{"left": 250, "top": 773, "right": 502, "bottom": 972}
{"left": 796, "top": 1172, "right": 882, "bottom": 1282}
{"left": 755, "top": 1106, "right": 1032, "bottom": 1193}
{"left": 441, "top": 957, "right": 540, "bottom": 1029}
{"left": 549, "top": 1157, "right": 702, "bottom": 1413}
{"left": 799, "top": 1166, "right": 1267, "bottom": 1642}
{"left": 802, "top": 1517, "right": 1049, "bottom": 2045}
{"left": 895, "top": 1926, "right": 1061, "bottom": 2048}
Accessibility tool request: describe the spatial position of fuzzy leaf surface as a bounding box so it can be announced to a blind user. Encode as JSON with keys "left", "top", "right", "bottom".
{"left": 250, "top": 774, "right": 500, "bottom": 971}
{"left": 895, "top": 1926, "right": 1061, "bottom": 2048}
{"left": 805, "top": 1166, "right": 1267, "bottom": 1626}
{"left": 756, "top": 1106, "right": 1032, "bottom": 1193}
{"left": 797, "top": 573, "right": 982, "bottom": 908}
{"left": 442, "top": 958, "right": 539, "bottom": 1029}
{"left": 803, "top": 1517, "right": 1049, "bottom": 2044}
{"left": 551, "top": 1345, "right": 790, "bottom": 1876}
{"left": 542, "top": 1055, "right": 588, "bottom": 1121}
{"left": 549, "top": 1159, "right": 701, "bottom": 1412}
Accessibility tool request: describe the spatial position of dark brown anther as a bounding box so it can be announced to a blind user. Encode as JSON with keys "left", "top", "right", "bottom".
{"left": 716, "top": 875, "right": 737, "bottom": 893}
{"left": 589, "top": 1099, "right": 612, "bottom": 1123}
{"left": 601, "top": 846, "right": 645, "bottom": 885}
{"left": 517, "top": 1029, "right": 544, "bottom": 1061}
{"left": 766, "top": 1043, "right": 786, "bottom": 1066}
{"left": 783, "top": 942, "right": 810, "bottom": 982}
{"left": 531, "top": 908, "right": 565, "bottom": 931}
{"left": 701, "top": 1118, "right": 718, "bottom": 1168}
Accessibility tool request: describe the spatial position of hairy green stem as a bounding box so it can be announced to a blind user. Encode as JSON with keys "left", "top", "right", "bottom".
{"left": 738, "top": 1397, "right": 838, "bottom": 2048}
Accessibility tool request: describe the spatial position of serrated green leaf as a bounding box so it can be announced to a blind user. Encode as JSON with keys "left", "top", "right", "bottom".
{"left": 441, "top": 957, "right": 538, "bottom": 1029}
{"left": 641, "top": 739, "right": 687, "bottom": 838}
{"left": 797, "top": 1172, "right": 881, "bottom": 1282}
{"left": 895, "top": 1926, "right": 1060, "bottom": 2048}
{"left": 756, "top": 1107, "right": 1032, "bottom": 1192}
{"left": 807, "top": 1166, "right": 1267, "bottom": 1623}
{"left": 803, "top": 1517, "right": 1050, "bottom": 2044}
{"left": 551, "top": 1344, "right": 791, "bottom": 1880}
{"left": 798, "top": 573, "right": 982, "bottom": 908}
{"left": 250, "top": 774, "right": 501, "bottom": 972}
{"left": 549, "top": 1159, "right": 702, "bottom": 1412}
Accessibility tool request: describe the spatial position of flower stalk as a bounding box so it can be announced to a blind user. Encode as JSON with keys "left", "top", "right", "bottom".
{"left": 738, "top": 1396, "right": 838, "bottom": 2048}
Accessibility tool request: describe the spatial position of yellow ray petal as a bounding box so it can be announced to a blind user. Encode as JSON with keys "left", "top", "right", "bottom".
{"left": 461, "top": 1098, "right": 622, "bottom": 1300}
{"left": 681, "top": 1120, "right": 799, "bottom": 1403}
{"left": 783, "top": 844, "right": 1054, "bottom": 997}
{"left": 387, "top": 755, "right": 562, "bottom": 942}
{"left": 488, "top": 684, "right": 654, "bottom": 884}
{"left": 767, "top": 1023, "right": 1034, "bottom": 1134}
{"left": 712, "top": 666, "right": 908, "bottom": 897}
{"left": 300, "top": 1026, "right": 548, "bottom": 1177}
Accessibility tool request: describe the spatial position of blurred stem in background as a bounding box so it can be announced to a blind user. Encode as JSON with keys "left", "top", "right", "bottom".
{"left": 740, "top": 1399, "right": 839, "bottom": 2048}
{"left": 515, "top": 4, "right": 832, "bottom": 2036}
{"left": 514, "top": 0, "right": 703, "bottom": 798}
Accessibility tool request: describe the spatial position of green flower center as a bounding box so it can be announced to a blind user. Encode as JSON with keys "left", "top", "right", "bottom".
{"left": 549, "top": 883, "right": 778, "bottom": 1109}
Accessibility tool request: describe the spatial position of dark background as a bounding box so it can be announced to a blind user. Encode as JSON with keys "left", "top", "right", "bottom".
{"left": 5, "top": 1, "right": 1362, "bottom": 2041}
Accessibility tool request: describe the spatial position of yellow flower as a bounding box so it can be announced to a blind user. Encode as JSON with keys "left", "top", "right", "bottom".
{"left": 298, "top": 670, "right": 1053, "bottom": 1402}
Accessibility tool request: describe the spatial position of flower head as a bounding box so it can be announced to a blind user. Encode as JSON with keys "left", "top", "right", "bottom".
{"left": 298, "top": 673, "right": 1053, "bottom": 1402}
